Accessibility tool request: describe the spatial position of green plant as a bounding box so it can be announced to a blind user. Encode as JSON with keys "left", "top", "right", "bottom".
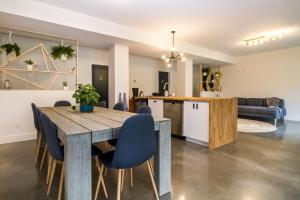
{"left": 24, "top": 59, "right": 34, "bottom": 65}
{"left": 62, "top": 81, "right": 68, "bottom": 87}
{"left": 1, "top": 43, "right": 21, "bottom": 56}
{"left": 73, "top": 84, "right": 100, "bottom": 106}
{"left": 51, "top": 44, "right": 75, "bottom": 60}
{"left": 214, "top": 71, "right": 222, "bottom": 78}
{"left": 202, "top": 67, "right": 211, "bottom": 75}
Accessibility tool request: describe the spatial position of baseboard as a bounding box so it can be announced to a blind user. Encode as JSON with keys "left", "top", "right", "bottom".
{"left": 0, "top": 131, "right": 37, "bottom": 145}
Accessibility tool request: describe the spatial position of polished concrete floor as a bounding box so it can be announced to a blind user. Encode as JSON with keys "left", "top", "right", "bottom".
{"left": 0, "top": 121, "right": 300, "bottom": 200}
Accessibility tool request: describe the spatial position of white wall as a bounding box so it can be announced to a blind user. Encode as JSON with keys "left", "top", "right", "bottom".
{"left": 0, "top": 90, "right": 75, "bottom": 144}
{"left": 129, "top": 55, "right": 177, "bottom": 97}
{"left": 108, "top": 44, "right": 129, "bottom": 108}
{"left": 222, "top": 46, "right": 300, "bottom": 121}
{"left": 78, "top": 46, "right": 109, "bottom": 84}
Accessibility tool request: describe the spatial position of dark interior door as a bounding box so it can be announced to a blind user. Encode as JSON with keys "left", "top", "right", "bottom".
{"left": 92, "top": 65, "right": 108, "bottom": 108}
{"left": 159, "top": 71, "right": 169, "bottom": 96}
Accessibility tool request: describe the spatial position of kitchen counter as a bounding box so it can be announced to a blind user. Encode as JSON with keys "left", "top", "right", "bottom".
{"left": 130, "top": 96, "right": 238, "bottom": 150}
{"left": 134, "top": 96, "right": 233, "bottom": 102}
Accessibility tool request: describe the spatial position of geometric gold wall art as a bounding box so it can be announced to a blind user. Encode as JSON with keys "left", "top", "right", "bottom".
{"left": 0, "top": 27, "right": 78, "bottom": 90}
{"left": 0, "top": 43, "right": 74, "bottom": 90}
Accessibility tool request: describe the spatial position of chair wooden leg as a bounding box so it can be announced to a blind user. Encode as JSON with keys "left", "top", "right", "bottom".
{"left": 47, "top": 159, "right": 57, "bottom": 195}
{"left": 46, "top": 156, "right": 52, "bottom": 184}
{"left": 94, "top": 163, "right": 108, "bottom": 200}
{"left": 104, "top": 167, "right": 107, "bottom": 176}
{"left": 35, "top": 134, "right": 42, "bottom": 164}
{"left": 121, "top": 169, "right": 124, "bottom": 192}
{"left": 58, "top": 163, "right": 64, "bottom": 200}
{"left": 130, "top": 168, "right": 133, "bottom": 188}
{"left": 149, "top": 161, "right": 154, "bottom": 177}
{"left": 146, "top": 160, "right": 159, "bottom": 200}
{"left": 117, "top": 169, "right": 122, "bottom": 200}
{"left": 40, "top": 144, "right": 48, "bottom": 170}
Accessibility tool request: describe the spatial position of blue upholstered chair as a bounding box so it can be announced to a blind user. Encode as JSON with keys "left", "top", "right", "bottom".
{"left": 113, "top": 102, "right": 125, "bottom": 111}
{"left": 39, "top": 112, "right": 108, "bottom": 200}
{"left": 54, "top": 100, "right": 71, "bottom": 107}
{"left": 94, "top": 114, "right": 159, "bottom": 200}
{"left": 108, "top": 103, "right": 125, "bottom": 147}
{"left": 31, "top": 103, "right": 42, "bottom": 164}
{"left": 136, "top": 105, "right": 152, "bottom": 114}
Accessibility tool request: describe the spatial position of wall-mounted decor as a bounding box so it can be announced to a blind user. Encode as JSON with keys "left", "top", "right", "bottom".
{"left": 0, "top": 27, "right": 78, "bottom": 90}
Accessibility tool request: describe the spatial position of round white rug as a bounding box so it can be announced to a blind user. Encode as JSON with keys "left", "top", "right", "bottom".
{"left": 238, "top": 118, "right": 277, "bottom": 133}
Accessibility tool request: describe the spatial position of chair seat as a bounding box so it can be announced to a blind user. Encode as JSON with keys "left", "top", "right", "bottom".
{"left": 100, "top": 150, "right": 115, "bottom": 168}
{"left": 108, "top": 139, "right": 117, "bottom": 147}
{"left": 92, "top": 145, "right": 103, "bottom": 156}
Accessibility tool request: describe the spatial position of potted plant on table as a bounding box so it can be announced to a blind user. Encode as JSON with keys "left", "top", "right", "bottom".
{"left": 24, "top": 59, "right": 34, "bottom": 71}
{"left": 72, "top": 84, "right": 100, "bottom": 112}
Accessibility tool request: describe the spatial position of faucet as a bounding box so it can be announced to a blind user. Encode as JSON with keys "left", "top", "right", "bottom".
{"left": 163, "top": 82, "right": 169, "bottom": 91}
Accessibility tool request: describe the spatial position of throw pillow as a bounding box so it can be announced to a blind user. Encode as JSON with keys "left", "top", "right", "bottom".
{"left": 266, "top": 97, "right": 280, "bottom": 108}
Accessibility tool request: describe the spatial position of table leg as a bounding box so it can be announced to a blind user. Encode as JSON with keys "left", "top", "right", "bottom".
{"left": 64, "top": 133, "right": 92, "bottom": 200}
{"left": 154, "top": 120, "right": 171, "bottom": 196}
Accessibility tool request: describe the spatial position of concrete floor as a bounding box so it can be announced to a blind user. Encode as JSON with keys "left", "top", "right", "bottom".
{"left": 0, "top": 121, "right": 300, "bottom": 200}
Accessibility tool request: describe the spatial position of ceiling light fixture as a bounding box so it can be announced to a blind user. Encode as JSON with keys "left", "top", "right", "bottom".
{"left": 245, "top": 31, "right": 285, "bottom": 46}
{"left": 162, "top": 31, "right": 185, "bottom": 67}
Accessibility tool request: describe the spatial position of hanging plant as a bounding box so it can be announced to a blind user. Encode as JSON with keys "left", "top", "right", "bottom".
{"left": 1, "top": 43, "right": 21, "bottom": 56}
{"left": 214, "top": 71, "right": 222, "bottom": 78}
{"left": 51, "top": 44, "right": 75, "bottom": 60}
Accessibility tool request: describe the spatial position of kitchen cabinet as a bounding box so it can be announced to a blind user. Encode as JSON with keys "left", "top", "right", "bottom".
{"left": 183, "top": 101, "right": 209, "bottom": 143}
{"left": 148, "top": 99, "right": 164, "bottom": 118}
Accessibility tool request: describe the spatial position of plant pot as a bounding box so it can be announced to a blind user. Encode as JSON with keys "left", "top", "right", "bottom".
{"left": 63, "top": 86, "right": 69, "bottom": 91}
{"left": 60, "top": 54, "right": 67, "bottom": 61}
{"left": 27, "top": 64, "right": 33, "bottom": 71}
{"left": 80, "top": 104, "right": 94, "bottom": 112}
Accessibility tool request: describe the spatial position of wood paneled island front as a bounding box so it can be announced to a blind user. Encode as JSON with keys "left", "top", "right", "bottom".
{"left": 130, "top": 96, "right": 238, "bottom": 150}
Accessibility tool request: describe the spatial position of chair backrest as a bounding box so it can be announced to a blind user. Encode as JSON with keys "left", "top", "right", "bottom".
{"left": 35, "top": 107, "right": 46, "bottom": 139}
{"left": 31, "top": 103, "right": 39, "bottom": 131}
{"left": 54, "top": 100, "right": 71, "bottom": 107}
{"left": 113, "top": 103, "right": 125, "bottom": 111}
{"left": 136, "top": 105, "right": 152, "bottom": 114}
{"left": 39, "top": 112, "right": 64, "bottom": 161}
{"left": 112, "top": 114, "right": 155, "bottom": 168}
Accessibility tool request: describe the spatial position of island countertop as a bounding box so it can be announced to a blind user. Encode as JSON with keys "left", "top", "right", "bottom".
{"left": 130, "top": 96, "right": 238, "bottom": 150}
{"left": 134, "top": 96, "right": 235, "bottom": 102}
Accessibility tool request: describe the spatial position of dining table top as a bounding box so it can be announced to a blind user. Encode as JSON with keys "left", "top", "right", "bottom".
{"left": 40, "top": 106, "right": 169, "bottom": 137}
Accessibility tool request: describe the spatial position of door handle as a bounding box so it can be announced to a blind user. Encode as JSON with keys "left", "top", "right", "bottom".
{"left": 196, "top": 104, "right": 198, "bottom": 110}
{"left": 153, "top": 101, "right": 157, "bottom": 103}
{"left": 193, "top": 103, "right": 195, "bottom": 109}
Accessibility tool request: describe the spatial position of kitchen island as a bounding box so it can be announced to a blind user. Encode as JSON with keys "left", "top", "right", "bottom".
{"left": 130, "top": 96, "right": 238, "bottom": 150}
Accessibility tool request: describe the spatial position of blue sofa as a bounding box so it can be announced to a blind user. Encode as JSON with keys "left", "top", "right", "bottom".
{"left": 237, "top": 97, "right": 286, "bottom": 126}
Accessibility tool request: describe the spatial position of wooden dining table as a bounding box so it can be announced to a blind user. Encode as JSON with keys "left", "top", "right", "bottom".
{"left": 40, "top": 106, "right": 171, "bottom": 200}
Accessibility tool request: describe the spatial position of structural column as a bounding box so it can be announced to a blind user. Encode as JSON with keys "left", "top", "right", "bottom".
{"left": 176, "top": 58, "right": 193, "bottom": 96}
{"left": 108, "top": 44, "right": 129, "bottom": 108}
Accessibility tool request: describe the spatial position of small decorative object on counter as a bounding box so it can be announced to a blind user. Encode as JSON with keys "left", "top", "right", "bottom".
{"left": 63, "top": 81, "right": 69, "bottom": 90}
{"left": 123, "top": 93, "right": 128, "bottom": 111}
{"left": 4, "top": 80, "right": 11, "bottom": 90}
{"left": 132, "top": 88, "right": 139, "bottom": 98}
{"left": 24, "top": 59, "right": 34, "bottom": 71}
{"left": 72, "top": 83, "right": 100, "bottom": 113}
{"left": 118, "top": 93, "right": 122, "bottom": 103}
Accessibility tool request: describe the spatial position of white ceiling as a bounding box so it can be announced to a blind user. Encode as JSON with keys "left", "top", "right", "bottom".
{"left": 34, "top": 0, "right": 300, "bottom": 56}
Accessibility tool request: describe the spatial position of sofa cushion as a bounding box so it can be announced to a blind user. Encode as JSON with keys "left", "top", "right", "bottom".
{"left": 237, "top": 98, "right": 247, "bottom": 105}
{"left": 238, "top": 105, "right": 285, "bottom": 118}
{"left": 238, "top": 105, "right": 256, "bottom": 114}
{"left": 247, "top": 98, "right": 264, "bottom": 106}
